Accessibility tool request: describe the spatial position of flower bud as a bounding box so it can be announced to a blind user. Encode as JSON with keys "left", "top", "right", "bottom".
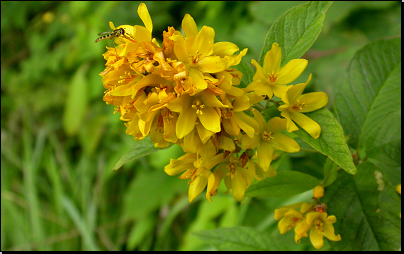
{"left": 313, "top": 185, "right": 324, "bottom": 199}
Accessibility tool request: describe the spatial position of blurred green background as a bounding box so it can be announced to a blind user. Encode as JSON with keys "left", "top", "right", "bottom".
{"left": 1, "top": 1, "right": 400, "bottom": 251}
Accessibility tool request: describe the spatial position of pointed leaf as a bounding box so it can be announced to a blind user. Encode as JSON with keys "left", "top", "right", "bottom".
{"left": 323, "top": 157, "right": 339, "bottom": 187}
{"left": 193, "top": 227, "right": 273, "bottom": 251}
{"left": 259, "top": 1, "right": 333, "bottom": 66}
{"left": 113, "top": 136, "right": 172, "bottom": 170}
{"left": 294, "top": 107, "right": 357, "bottom": 175}
{"left": 245, "top": 171, "right": 319, "bottom": 198}
{"left": 334, "top": 38, "right": 401, "bottom": 183}
{"left": 322, "top": 162, "right": 401, "bottom": 251}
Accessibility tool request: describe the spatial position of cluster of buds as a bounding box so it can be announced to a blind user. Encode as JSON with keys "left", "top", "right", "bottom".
{"left": 100, "top": 3, "right": 328, "bottom": 202}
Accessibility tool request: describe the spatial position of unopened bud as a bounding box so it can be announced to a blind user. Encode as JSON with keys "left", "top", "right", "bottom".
{"left": 313, "top": 185, "right": 324, "bottom": 199}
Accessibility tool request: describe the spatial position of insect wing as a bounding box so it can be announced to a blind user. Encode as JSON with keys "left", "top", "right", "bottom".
{"left": 98, "top": 31, "right": 114, "bottom": 36}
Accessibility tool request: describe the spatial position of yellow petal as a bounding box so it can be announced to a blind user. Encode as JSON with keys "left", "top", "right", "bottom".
{"left": 272, "top": 84, "right": 289, "bottom": 99}
{"left": 280, "top": 111, "right": 299, "bottom": 132}
{"left": 137, "top": 3, "right": 152, "bottom": 34}
{"left": 231, "top": 169, "right": 247, "bottom": 202}
{"left": 206, "top": 164, "right": 227, "bottom": 202}
{"left": 323, "top": 223, "right": 341, "bottom": 242}
{"left": 289, "top": 111, "right": 321, "bottom": 139}
{"left": 266, "top": 117, "right": 286, "bottom": 133}
{"left": 225, "top": 48, "right": 248, "bottom": 67}
{"left": 191, "top": 26, "right": 214, "bottom": 59}
{"left": 299, "top": 92, "right": 328, "bottom": 113}
{"left": 196, "top": 122, "right": 215, "bottom": 143}
{"left": 197, "top": 56, "right": 228, "bottom": 73}
{"left": 263, "top": 42, "right": 281, "bottom": 74}
{"left": 271, "top": 133, "right": 300, "bottom": 153}
{"left": 309, "top": 227, "right": 324, "bottom": 250}
{"left": 108, "top": 21, "right": 116, "bottom": 30}
{"left": 252, "top": 109, "right": 266, "bottom": 133}
{"left": 177, "top": 107, "right": 197, "bottom": 139}
{"left": 278, "top": 217, "right": 292, "bottom": 234}
{"left": 133, "top": 25, "right": 151, "bottom": 42}
{"left": 277, "top": 59, "right": 308, "bottom": 85}
{"left": 251, "top": 59, "right": 267, "bottom": 82}
{"left": 189, "top": 68, "right": 207, "bottom": 91}
{"left": 200, "top": 92, "right": 226, "bottom": 108}
{"left": 182, "top": 130, "right": 201, "bottom": 153}
{"left": 294, "top": 220, "right": 310, "bottom": 241}
{"left": 241, "top": 134, "right": 260, "bottom": 150}
{"left": 234, "top": 112, "right": 258, "bottom": 138}
{"left": 188, "top": 175, "right": 209, "bottom": 202}
{"left": 182, "top": 14, "right": 198, "bottom": 37}
{"left": 285, "top": 83, "right": 307, "bottom": 106}
{"left": 167, "top": 94, "right": 191, "bottom": 113}
{"left": 306, "top": 212, "right": 322, "bottom": 225}
{"left": 257, "top": 141, "right": 274, "bottom": 171}
{"left": 171, "top": 33, "right": 189, "bottom": 63}
{"left": 197, "top": 107, "right": 221, "bottom": 133}
{"left": 222, "top": 118, "right": 240, "bottom": 137}
{"left": 232, "top": 94, "right": 250, "bottom": 112}
{"left": 212, "top": 41, "right": 239, "bottom": 57}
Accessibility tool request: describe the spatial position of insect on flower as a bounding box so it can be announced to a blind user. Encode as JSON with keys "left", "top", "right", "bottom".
{"left": 95, "top": 28, "right": 126, "bottom": 43}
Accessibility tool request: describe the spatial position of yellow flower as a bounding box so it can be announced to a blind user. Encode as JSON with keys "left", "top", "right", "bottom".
{"left": 164, "top": 140, "right": 224, "bottom": 202}
{"left": 246, "top": 42, "right": 308, "bottom": 99}
{"left": 275, "top": 202, "right": 314, "bottom": 234}
{"left": 278, "top": 74, "right": 328, "bottom": 139}
{"left": 295, "top": 212, "right": 341, "bottom": 250}
{"left": 169, "top": 14, "right": 246, "bottom": 95}
{"left": 241, "top": 110, "right": 300, "bottom": 171}
{"left": 167, "top": 90, "right": 228, "bottom": 139}
{"left": 206, "top": 153, "right": 255, "bottom": 202}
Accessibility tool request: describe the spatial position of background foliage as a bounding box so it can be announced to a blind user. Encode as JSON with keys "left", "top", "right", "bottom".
{"left": 1, "top": 1, "right": 401, "bottom": 251}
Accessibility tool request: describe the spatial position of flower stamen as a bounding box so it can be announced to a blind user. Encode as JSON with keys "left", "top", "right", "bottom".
{"left": 291, "top": 100, "right": 307, "bottom": 111}
{"left": 262, "top": 131, "right": 274, "bottom": 142}
{"left": 191, "top": 99, "right": 205, "bottom": 115}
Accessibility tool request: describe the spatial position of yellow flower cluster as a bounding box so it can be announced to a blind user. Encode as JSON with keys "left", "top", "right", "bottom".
{"left": 100, "top": 3, "right": 328, "bottom": 203}
{"left": 275, "top": 198, "right": 341, "bottom": 249}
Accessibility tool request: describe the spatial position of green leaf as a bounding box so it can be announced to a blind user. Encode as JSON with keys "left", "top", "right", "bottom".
{"left": 259, "top": 1, "right": 333, "bottom": 66}
{"left": 322, "top": 162, "right": 401, "bottom": 251}
{"left": 334, "top": 38, "right": 401, "bottom": 149}
{"left": 193, "top": 227, "right": 273, "bottom": 251}
{"left": 113, "top": 136, "right": 172, "bottom": 170}
{"left": 334, "top": 38, "right": 401, "bottom": 183}
{"left": 322, "top": 157, "right": 339, "bottom": 187}
{"left": 245, "top": 171, "right": 319, "bottom": 198}
{"left": 234, "top": 58, "right": 254, "bottom": 88}
{"left": 63, "top": 63, "right": 89, "bottom": 136}
{"left": 294, "top": 107, "right": 357, "bottom": 175}
{"left": 122, "top": 170, "right": 187, "bottom": 221}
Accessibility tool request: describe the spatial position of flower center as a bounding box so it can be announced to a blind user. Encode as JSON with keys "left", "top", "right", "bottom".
{"left": 268, "top": 71, "right": 279, "bottom": 83}
{"left": 314, "top": 220, "right": 324, "bottom": 233}
{"left": 226, "top": 163, "right": 237, "bottom": 178}
{"left": 191, "top": 99, "right": 205, "bottom": 115}
{"left": 220, "top": 108, "right": 234, "bottom": 119}
{"left": 262, "top": 131, "right": 274, "bottom": 142}
{"left": 291, "top": 100, "right": 306, "bottom": 111}
{"left": 288, "top": 217, "right": 301, "bottom": 229}
{"left": 190, "top": 51, "right": 202, "bottom": 66}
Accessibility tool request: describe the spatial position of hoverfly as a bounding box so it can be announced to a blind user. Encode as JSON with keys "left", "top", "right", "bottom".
{"left": 95, "top": 28, "right": 125, "bottom": 43}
